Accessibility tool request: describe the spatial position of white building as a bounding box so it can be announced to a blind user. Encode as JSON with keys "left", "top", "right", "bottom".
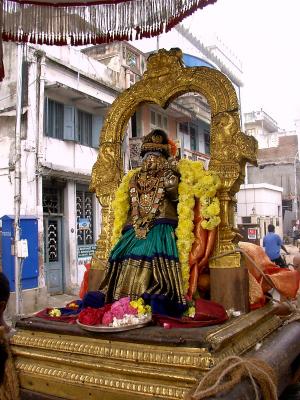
{"left": 236, "top": 183, "right": 283, "bottom": 244}
{"left": 0, "top": 42, "right": 119, "bottom": 313}
{"left": 244, "top": 109, "right": 279, "bottom": 149}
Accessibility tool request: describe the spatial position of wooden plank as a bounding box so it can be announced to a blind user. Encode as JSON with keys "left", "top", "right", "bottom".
{"left": 210, "top": 264, "right": 249, "bottom": 313}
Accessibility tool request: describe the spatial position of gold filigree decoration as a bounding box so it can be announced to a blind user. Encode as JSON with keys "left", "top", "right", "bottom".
{"left": 204, "top": 304, "right": 282, "bottom": 353}
{"left": 11, "top": 330, "right": 212, "bottom": 369}
{"left": 90, "top": 48, "right": 258, "bottom": 270}
{"left": 16, "top": 361, "right": 189, "bottom": 399}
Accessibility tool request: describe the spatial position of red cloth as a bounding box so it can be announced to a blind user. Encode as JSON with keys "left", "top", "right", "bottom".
{"left": 79, "top": 263, "right": 91, "bottom": 299}
{"left": 240, "top": 242, "right": 300, "bottom": 309}
{"left": 35, "top": 308, "right": 78, "bottom": 324}
{"left": 153, "top": 298, "right": 228, "bottom": 328}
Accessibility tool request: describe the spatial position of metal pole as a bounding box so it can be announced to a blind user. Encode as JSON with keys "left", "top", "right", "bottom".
{"left": 14, "top": 43, "right": 24, "bottom": 317}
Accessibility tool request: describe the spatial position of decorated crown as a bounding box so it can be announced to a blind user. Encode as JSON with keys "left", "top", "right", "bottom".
{"left": 140, "top": 129, "right": 171, "bottom": 158}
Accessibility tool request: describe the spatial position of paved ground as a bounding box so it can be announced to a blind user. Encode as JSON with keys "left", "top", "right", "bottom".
{"left": 5, "top": 293, "right": 79, "bottom": 327}
{"left": 47, "top": 293, "right": 79, "bottom": 309}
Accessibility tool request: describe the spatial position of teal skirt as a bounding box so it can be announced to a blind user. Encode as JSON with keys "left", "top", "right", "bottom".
{"left": 99, "top": 223, "right": 185, "bottom": 304}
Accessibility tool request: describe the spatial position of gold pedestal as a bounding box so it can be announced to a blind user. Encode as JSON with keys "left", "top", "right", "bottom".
{"left": 12, "top": 305, "right": 282, "bottom": 400}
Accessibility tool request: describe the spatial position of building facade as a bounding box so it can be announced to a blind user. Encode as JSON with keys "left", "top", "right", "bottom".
{"left": 244, "top": 110, "right": 299, "bottom": 236}
{"left": 0, "top": 42, "right": 118, "bottom": 313}
{"left": 236, "top": 183, "right": 283, "bottom": 245}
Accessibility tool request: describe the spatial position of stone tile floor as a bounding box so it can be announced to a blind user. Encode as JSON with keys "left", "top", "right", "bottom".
{"left": 47, "top": 293, "right": 79, "bottom": 309}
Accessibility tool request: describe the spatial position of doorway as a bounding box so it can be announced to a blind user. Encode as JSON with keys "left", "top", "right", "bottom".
{"left": 44, "top": 216, "right": 64, "bottom": 294}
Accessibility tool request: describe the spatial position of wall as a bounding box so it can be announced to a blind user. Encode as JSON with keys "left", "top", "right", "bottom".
{"left": 247, "top": 163, "right": 298, "bottom": 200}
{"left": 237, "top": 184, "right": 282, "bottom": 218}
{"left": 0, "top": 43, "right": 18, "bottom": 110}
{"left": 35, "top": 44, "right": 115, "bottom": 89}
{"left": 237, "top": 183, "right": 283, "bottom": 242}
{"left": 44, "top": 138, "right": 98, "bottom": 175}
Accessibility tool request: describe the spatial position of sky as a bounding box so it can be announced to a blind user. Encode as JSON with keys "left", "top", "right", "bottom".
{"left": 183, "top": 0, "right": 300, "bottom": 130}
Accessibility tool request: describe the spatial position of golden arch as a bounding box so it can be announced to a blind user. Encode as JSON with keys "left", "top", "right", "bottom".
{"left": 90, "top": 48, "right": 257, "bottom": 272}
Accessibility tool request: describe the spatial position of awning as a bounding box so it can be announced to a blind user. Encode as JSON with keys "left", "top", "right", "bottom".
{"left": 0, "top": 0, "right": 217, "bottom": 81}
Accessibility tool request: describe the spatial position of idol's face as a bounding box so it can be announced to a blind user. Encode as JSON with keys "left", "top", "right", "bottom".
{"left": 142, "top": 154, "right": 164, "bottom": 172}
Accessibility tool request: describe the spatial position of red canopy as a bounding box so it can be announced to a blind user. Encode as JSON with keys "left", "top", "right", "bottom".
{"left": 0, "top": 0, "right": 217, "bottom": 81}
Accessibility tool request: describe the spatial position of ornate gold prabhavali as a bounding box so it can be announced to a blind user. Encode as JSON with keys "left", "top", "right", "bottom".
{"left": 90, "top": 48, "right": 258, "bottom": 273}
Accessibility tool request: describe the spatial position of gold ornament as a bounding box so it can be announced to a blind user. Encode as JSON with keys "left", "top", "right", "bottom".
{"left": 90, "top": 48, "right": 258, "bottom": 271}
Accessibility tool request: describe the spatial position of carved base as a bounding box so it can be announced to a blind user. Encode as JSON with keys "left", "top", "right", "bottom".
{"left": 12, "top": 305, "right": 282, "bottom": 400}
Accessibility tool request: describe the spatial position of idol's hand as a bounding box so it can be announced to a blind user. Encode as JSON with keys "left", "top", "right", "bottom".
{"left": 164, "top": 170, "right": 178, "bottom": 189}
{"left": 164, "top": 170, "right": 178, "bottom": 201}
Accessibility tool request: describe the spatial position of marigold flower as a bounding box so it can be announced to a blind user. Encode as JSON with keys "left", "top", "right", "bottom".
{"left": 49, "top": 308, "right": 61, "bottom": 317}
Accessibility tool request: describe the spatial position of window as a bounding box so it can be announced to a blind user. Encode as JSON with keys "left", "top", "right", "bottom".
{"left": 44, "top": 98, "right": 103, "bottom": 148}
{"left": 76, "top": 188, "right": 94, "bottom": 245}
{"left": 179, "top": 122, "right": 188, "bottom": 134}
{"left": 204, "top": 130, "right": 210, "bottom": 154}
{"left": 150, "top": 111, "right": 156, "bottom": 125}
{"left": 129, "top": 73, "right": 135, "bottom": 85}
{"left": 126, "top": 50, "right": 139, "bottom": 68}
{"left": 157, "top": 114, "right": 162, "bottom": 128}
{"left": 42, "top": 187, "right": 63, "bottom": 214}
{"left": 190, "top": 126, "right": 197, "bottom": 151}
{"left": 242, "top": 216, "right": 251, "bottom": 224}
{"left": 78, "top": 110, "right": 92, "bottom": 146}
{"left": 246, "top": 128, "right": 256, "bottom": 136}
{"left": 150, "top": 110, "right": 168, "bottom": 130}
{"left": 131, "top": 112, "right": 137, "bottom": 137}
{"left": 163, "top": 116, "right": 168, "bottom": 130}
{"left": 45, "top": 99, "right": 64, "bottom": 139}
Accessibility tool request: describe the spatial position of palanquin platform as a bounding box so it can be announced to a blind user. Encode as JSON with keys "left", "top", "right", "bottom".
{"left": 11, "top": 304, "right": 300, "bottom": 399}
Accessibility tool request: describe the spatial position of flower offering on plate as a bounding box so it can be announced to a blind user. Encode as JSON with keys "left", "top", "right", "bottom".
{"left": 77, "top": 297, "right": 152, "bottom": 332}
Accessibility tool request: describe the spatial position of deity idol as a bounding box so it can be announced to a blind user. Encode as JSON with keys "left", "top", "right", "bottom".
{"left": 99, "top": 129, "right": 186, "bottom": 311}
{"left": 94, "top": 129, "right": 221, "bottom": 314}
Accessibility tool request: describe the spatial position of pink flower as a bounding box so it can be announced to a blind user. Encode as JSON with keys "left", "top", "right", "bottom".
{"left": 111, "top": 305, "right": 124, "bottom": 319}
{"left": 111, "top": 297, "right": 130, "bottom": 311}
{"left": 102, "top": 311, "right": 113, "bottom": 326}
{"left": 118, "top": 297, "right": 131, "bottom": 306}
{"left": 123, "top": 303, "right": 138, "bottom": 316}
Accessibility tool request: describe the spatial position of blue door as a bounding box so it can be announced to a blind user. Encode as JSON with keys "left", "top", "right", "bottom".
{"left": 1, "top": 215, "right": 39, "bottom": 291}
{"left": 44, "top": 216, "right": 63, "bottom": 294}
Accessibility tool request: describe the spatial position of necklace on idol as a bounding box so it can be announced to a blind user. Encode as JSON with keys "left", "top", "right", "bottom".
{"left": 130, "top": 170, "right": 165, "bottom": 239}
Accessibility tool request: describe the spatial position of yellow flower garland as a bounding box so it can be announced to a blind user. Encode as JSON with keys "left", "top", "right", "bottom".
{"left": 176, "top": 159, "right": 221, "bottom": 292}
{"left": 111, "top": 168, "right": 140, "bottom": 246}
{"left": 111, "top": 159, "right": 221, "bottom": 293}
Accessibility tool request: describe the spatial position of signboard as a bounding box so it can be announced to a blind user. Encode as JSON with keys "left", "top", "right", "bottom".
{"left": 77, "top": 244, "right": 96, "bottom": 259}
{"left": 247, "top": 228, "right": 257, "bottom": 240}
{"left": 78, "top": 218, "right": 91, "bottom": 231}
